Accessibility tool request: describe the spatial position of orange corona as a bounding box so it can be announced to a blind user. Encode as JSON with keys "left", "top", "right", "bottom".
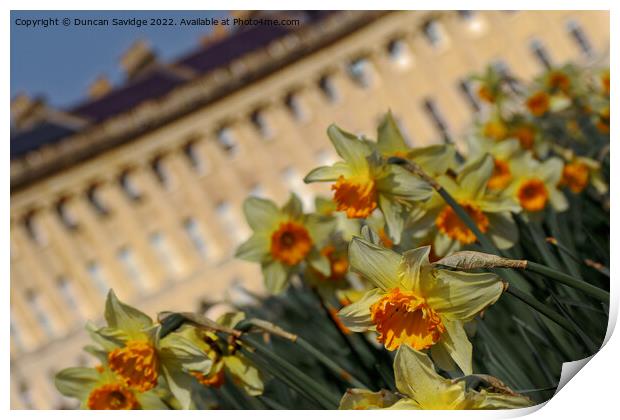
{"left": 87, "top": 383, "right": 139, "bottom": 410}
{"left": 270, "top": 221, "right": 312, "bottom": 265}
{"left": 108, "top": 341, "right": 159, "bottom": 392}
{"left": 332, "top": 176, "right": 378, "bottom": 218}
{"left": 526, "top": 91, "right": 550, "bottom": 117}
{"left": 435, "top": 203, "right": 489, "bottom": 245}
{"left": 488, "top": 159, "right": 512, "bottom": 190}
{"left": 517, "top": 179, "right": 549, "bottom": 212}
{"left": 370, "top": 289, "right": 445, "bottom": 351}
{"left": 191, "top": 368, "right": 226, "bottom": 388}
{"left": 560, "top": 162, "right": 589, "bottom": 193}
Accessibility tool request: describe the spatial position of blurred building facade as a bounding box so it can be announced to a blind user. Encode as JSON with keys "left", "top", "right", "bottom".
{"left": 10, "top": 10, "right": 609, "bottom": 409}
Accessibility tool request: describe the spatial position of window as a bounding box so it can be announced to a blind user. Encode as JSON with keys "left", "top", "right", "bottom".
{"left": 530, "top": 38, "right": 552, "bottom": 69}
{"left": 387, "top": 38, "right": 412, "bottom": 67}
{"left": 250, "top": 109, "right": 273, "bottom": 138}
{"left": 55, "top": 198, "right": 78, "bottom": 230}
{"left": 11, "top": 316, "right": 24, "bottom": 351}
{"left": 216, "top": 202, "right": 246, "bottom": 245}
{"left": 318, "top": 75, "right": 338, "bottom": 102}
{"left": 118, "top": 247, "right": 147, "bottom": 290}
{"left": 183, "top": 140, "right": 206, "bottom": 173}
{"left": 26, "top": 290, "right": 55, "bottom": 337}
{"left": 87, "top": 261, "right": 109, "bottom": 295}
{"left": 567, "top": 20, "right": 593, "bottom": 57}
{"left": 284, "top": 92, "right": 306, "bottom": 121}
{"left": 151, "top": 156, "right": 173, "bottom": 188}
{"left": 23, "top": 212, "right": 47, "bottom": 245}
{"left": 348, "top": 57, "right": 372, "bottom": 88}
{"left": 19, "top": 382, "right": 34, "bottom": 409}
{"left": 149, "top": 231, "right": 180, "bottom": 277}
{"left": 183, "top": 217, "right": 209, "bottom": 259}
{"left": 458, "top": 10, "right": 486, "bottom": 34}
{"left": 457, "top": 10, "right": 474, "bottom": 20}
{"left": 249, "top": 184, "right": 266, "bottom": 198}
{"left": 57, "top": 276, "right": 83, "bottom": 319}
{"left": 86, "top": 185, "right": 110, "bottom": 217}
{"left": 423, "top": 98, "right": 451, "bottom": 143}
{"left": 282, "top": 167, "right": 313, "bottom": 210}
{"left": 458, "top": 79, "right": 481, "bottom": 112}
{"left": 216, "top": 127, "right": 238, "bottom": 156}
{"left": 119, "top": 170, "right": 142, "bottom": 201}
{"left": 422, "top": 20, "right": 447, "bottom": 48}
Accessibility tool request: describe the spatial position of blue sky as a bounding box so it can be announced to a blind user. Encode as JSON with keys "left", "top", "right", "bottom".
{"left": 11, "top": 11, "right": 228, "bottom": 108}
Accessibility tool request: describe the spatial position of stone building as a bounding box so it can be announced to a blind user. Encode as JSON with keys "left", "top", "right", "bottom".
{"left": 10, "top": 10, "right": 609, "bottom": 408}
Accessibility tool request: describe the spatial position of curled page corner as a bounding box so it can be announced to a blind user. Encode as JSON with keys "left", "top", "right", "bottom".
{"left": 554, "top": 355, "right": 594, "bottom": 395}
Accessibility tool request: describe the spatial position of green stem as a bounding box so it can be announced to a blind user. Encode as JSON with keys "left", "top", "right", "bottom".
{"left": 526, "top": 261, "right": 609, "bottom": 302}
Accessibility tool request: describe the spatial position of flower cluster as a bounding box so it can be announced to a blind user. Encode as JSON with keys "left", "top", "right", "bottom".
{"left": 56, "top": 64, "right": 609, "bottom": 411}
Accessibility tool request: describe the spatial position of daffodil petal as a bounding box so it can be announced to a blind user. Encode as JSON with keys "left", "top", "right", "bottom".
{"left": 394, "top": 345, "right": 453, "bottom": 405}
{"left": 339, "top": 388, "right": 401, "bottom": 409}
{"left": 262, "top": 261, "right": 289, "bottom": 294}
{"left": 304, "top": 162, "right": 351, "bottom": 183}
{"left": 136, "top": 390, "right": 170, "bottom": 410}
{"left": 242, "top": 197, "right": 280, "bottom": 231}
{"left": 549, "top": 188, "right": 569, "bottom": 212}
{"left": 104, "top": 290, "right": 152, "bottom": 333}
{"left": 377, "top": 111, "right": 408, "bottom": 155}
{"left": 400, "top": 246, "right": 431, "bottom": 291}
{"left": 378, "top": 195, "right": 404, "bottom": 245}
{"left": 539, "top": 157, "right": 564, "bottom": 185}
{"left": 378, "top": 164, "right": 433, "bottom": 200}
{"left": 223, "top": 354, "right": 264, "bottom": 396}
{"left": 235, "top": 233, "right": 270, "bottom": 262}
{"left": 349, "top": 237, "right": 402, "bottom": 290}
{"left": 338, "top": 288, "right": 383, "bottom": 332}
{"left": 472, "top": 390, "right": 532, "bottom": 409}
{"left": 458, "top": 154, "right": 494, "bottom": 199}
{"left": 427, "top": 270, "right": 504, "bottom": 321}
{"left": 327, "top": 124, "right": 372, "bottom": 168}
{"left": 282, "top": 193, "right": 303, "bottom": 219}
{"left": 55, "top": 367, "right": 99, "bottom": 401}
{"left": 436, "top": 319, "right": 473, "bottom": 375}
{"left": 384, "top": 398, "right": 422, "bottom": 410}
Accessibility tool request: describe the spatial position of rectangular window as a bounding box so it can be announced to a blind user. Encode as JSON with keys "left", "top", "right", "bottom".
{"left": 530, "top": 38, "right": 552, "bottom": 69}
{"left": 423, "top": 98, "right": 451, "bottom": 143}
{"left": 282, "top": 167, "right": 314, "bottom": 210}
{"left": 566, "top": 20, "right": 593, "bottom": 57}
{"left": 458, "top": 79, "right": 481, "bottom": 112}
{"left": 183, "top": 218, "right": 209, "bottom": 259}
{"left": 87, "top": 261, "right": 109, "bottom": 295}
{"left": 216, "top": 202, "right": 246, "bottom": 245}
{"left": 216, "top": 127, "right": 238, "bottom": 156}
{"left": 57, "top": 276, "right": 84, "bottom": 319}
{"left": 117, "top": 247, "right": 147, "bottom": 290}
{"left": 348, "top": 58, "right": 372, "bottom": 88}
{"left": 149, "top": 231, "right": 181, "bottom": 277}
{"left": 26, "top": 290, "right": 55, "bottom": 338}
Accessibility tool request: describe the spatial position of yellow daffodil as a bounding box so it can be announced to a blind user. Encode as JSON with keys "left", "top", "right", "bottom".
{"left": 339, "top": 345, "right": 531, "bottom": 410}
{"left": 526, "top": 91, "right": 550, "bottom": 117}
{"left": 373, "top": 112, "right": 457, "bottom": 178}
{"left": 235, "top": 193, "right": 334, "bottom": 294}
{"left": 55, "top": 364, "right": 168, "bottom": 410}
{"left": 81, "top": 291, "right": 214, "bottom": 410}
{"left": 504, "top": 153, "right": 568, "bottom": 214}
{"left": 304, "top": 123, "right": 433, "bottom": 244}
{"left": 160, "top": 312, "right": 263, "bottom": 403}
{"left": 338, "top": 237, "right": 505, "bottom": 374}
{"left": 409, "top": 154, "right": 521, "bottom": 256}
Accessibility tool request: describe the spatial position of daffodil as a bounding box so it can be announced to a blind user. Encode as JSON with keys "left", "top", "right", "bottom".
{"left": 235, "top": 193, "right": 334, "bottom": 294}
{"left": 409, "top": 154, "right": 521, "bottom": 256}
{"left": 160, "top": 312, "right": 263, "bottom": 402}
{"left": 373, "top": 112, "right": 457, "bottom": 178}
{"left": 559, "top": 156, "right": 608, "bottom": 194}
{"left": 504, "top": 153, "right": 568, "bottom": 214}
{"left": 304, "top": 123, "right": 433, "bottom": 244}
{"left": 339, "top": 345, "right": 531, "bottom": 410}
{"left": 338, "top": 237, "right": 505, "bottom": 374}
{"left": 55, "top": 364, "right": 168, "bottom": 410}
{"left": 82, "top": 291, "right": 213, "bottom": 410}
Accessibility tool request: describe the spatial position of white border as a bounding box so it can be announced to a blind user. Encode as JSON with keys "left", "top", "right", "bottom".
{"left": 3, "top": 1, "right": 617, "bottom": 419}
